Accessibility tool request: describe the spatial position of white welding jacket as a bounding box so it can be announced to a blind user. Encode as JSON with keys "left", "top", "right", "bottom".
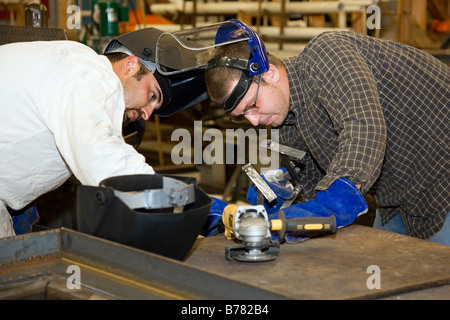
{"left": 0, "top": 40, "right": 155, "bottom": 213}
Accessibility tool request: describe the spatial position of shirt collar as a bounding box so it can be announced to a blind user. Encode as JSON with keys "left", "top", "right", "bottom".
{"left": 283, "top": 111, "right": 296, "bottom": 125}
{"left": 282, "top": 56, "right": 305, "bottom": 126}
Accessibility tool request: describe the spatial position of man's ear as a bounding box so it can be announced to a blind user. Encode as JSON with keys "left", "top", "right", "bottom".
{"left": 262, "top": 63, "right": 280, "bottom": 84}
{"left": 123, "top": 55, "right": 141, "bottom": 76}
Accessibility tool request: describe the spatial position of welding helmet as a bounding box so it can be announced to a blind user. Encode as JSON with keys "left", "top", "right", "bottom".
{"left": 155, "top": 19, "right": 269, "bottom": 113}
{"left": 104, "top": 28, "right": 207, "bottom": 117}
{"left": 75, "top": 174, "right": 212, "bottom": 261}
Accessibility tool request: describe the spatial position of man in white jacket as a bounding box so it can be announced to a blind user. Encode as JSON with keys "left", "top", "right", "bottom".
{"left": 0, "top": 27, "right": 207, "bottom": 237}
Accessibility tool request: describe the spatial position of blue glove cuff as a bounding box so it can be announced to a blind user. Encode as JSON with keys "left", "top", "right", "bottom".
{"left": 315, "top": 178, "right": 367, "bottom": 219}
{"left": 201, "top": 196, "right": 228, "bottom": 237}
{"left": 278, "top": 178, "right": 368, "bottom": 230}
{"left": 11, "top": 205, "right": 39, "bottom": 235}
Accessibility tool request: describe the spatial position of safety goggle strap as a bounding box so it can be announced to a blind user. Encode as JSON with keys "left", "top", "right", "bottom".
{"left": 208, "top": 56, "right": 254, "bottom": 113}
{"left": 223, "top": 72, "right": 253, "bottom": 113}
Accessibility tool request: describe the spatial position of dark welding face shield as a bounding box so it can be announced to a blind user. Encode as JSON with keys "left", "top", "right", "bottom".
{"left": 104, "top": 28, "right": 207, "bottom": 117}
{"left": 76, "top": 175, "right": 212, "bottom": 261}
{"left": 155, "top": 19, "right": 269, "bottom": 113}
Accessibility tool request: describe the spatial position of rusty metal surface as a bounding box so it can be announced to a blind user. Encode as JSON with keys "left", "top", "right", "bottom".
{"left": 0, "top": 25, "right": 67, "bottom": 46}
{"left": 0, "top": 228, "right": 287, "bottom": 300}
{"left": 1, "top": 225, "right": 449, "bottom": 300}
{"left": 184, "top": 224, "right": 450, "bottom": 300}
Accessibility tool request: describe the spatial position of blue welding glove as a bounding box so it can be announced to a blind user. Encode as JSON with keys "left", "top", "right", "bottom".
{"left": 200, "top": 196, "right": 228, "bottom": 237}
{"left": 247, "top": 167, "right": 294, "bottom": 214}
{"left": 270, "top": 178, "right": 368, "bottom": 243}
{"left": 11, "top": 204, "right": 39, "bottom": 235}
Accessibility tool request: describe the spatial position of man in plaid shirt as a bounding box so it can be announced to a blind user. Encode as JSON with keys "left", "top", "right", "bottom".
{"left": 203, "top": 21, "right": 449, "bottom": 244}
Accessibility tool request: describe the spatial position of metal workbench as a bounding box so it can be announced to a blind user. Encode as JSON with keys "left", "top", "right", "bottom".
{"left": 186, "top": 224, "right": 450, "bottom": 300}
{"left": 1, "top": 225, "right": 449, "bottom": 300}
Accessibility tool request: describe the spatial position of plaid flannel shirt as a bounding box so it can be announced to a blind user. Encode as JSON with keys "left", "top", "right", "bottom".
{"left": 279, "top": 31, "right": 449, "bottom": 239}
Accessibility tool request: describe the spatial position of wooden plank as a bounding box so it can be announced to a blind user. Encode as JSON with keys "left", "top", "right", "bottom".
{"left": 397, "top": 0, "right": 411, "bottom": 44}
{"left": 412, "top": 0, "right": 428, "bottom": 31}
{"left": 428, "top": 0, "right": 448, "bottom": 21}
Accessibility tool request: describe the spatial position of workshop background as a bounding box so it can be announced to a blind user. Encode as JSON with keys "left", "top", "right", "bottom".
{"left": 1, "top": 0, "right": 448, "bottom": 232}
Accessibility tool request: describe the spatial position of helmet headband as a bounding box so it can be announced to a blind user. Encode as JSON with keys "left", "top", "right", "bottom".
{"left": 155, "top": 19, "right": 269, "bottom": 77}
{"left": 104, "top": 28, "right": 207, "bottom": 117}
{"left": 208, "top": 56, "right": 254, "bottom": 113}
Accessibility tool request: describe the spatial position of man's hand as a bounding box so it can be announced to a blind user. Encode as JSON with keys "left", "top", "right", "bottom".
{"left": 271, "top": 178, "right": 368, "bottom": 242}
{"left": 246, "top": 167, "right": 295, "bottom": 214}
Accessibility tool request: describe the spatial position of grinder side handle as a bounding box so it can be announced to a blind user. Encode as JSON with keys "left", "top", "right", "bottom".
{"left": 271, "top": 211, "right": 336, "bottom": 240}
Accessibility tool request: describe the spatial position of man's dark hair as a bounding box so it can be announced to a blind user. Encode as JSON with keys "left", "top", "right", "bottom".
{"left": 105, "top": 52, "right": 149, "bottom": 81}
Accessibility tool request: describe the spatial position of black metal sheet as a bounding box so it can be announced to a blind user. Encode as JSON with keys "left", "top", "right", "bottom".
{"left": 184, "top": 225, "right": 450, "bottom": 300}
{"left": 0, "top": 228, "right": 287, "bottom": 300}
{"left": 1, "top": 225, "right": 449, "bottom": 300}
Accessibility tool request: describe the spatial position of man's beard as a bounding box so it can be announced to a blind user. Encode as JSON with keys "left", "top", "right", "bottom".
{"left": 122, "top": 75, "right": 143, "bottom": 128}
{"left": 122, "top": 108, "right": 142, "bottom": 128}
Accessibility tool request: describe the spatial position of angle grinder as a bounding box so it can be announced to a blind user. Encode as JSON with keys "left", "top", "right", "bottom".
{"left": 223, "top": 204, "right": 336, "bottom": 262}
